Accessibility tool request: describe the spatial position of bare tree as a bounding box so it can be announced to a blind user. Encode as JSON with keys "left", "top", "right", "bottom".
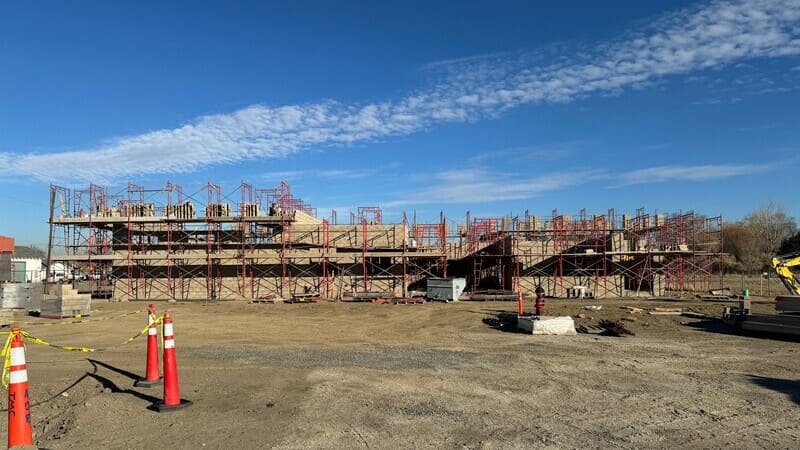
{"left": 742, "top": 202, "right": 797, "bottom": 269}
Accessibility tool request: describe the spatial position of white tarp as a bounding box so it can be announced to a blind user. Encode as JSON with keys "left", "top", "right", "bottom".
{"left": 517, "top": 316, "right": 577, "bottom": 335}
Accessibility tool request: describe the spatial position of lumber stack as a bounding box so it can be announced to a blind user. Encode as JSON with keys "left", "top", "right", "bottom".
{"left": 240, "top": 203, "right": 259, "bottom": 217}
{"left": 776, "top": 296, "right": 800, "bottom": 314}
{"left": 740, "top": 313, "right": 800, "bottom": 336}
{"left": 168, "top": 201, "right": 195, "bottom": 219}
{"left": 121, "top": 203, "right": 155, "bottom": 217}
{"left": 40, "top": 284, "right": 91, "bottom": 319}
{"left": 205, "top": 203, "right": 231, "bottom": 217}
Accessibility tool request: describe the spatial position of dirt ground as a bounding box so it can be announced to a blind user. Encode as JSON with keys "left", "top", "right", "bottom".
{"left": 1, "top": 296, "right": 798, "bottom": 449}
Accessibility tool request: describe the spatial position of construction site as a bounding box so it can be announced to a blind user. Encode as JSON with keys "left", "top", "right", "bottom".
{"left": 5, "top": 1, "right": 800, "bottom": 447}
{"left": 0, "top": 181, "right": 794, "bottom": 450}
{"left": 45, "top": 181, "right": 726, "bottom": 302}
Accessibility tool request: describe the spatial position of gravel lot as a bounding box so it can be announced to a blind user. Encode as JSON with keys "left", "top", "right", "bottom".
{"left": 0, "top": 297, "right": 798, "bottom": 449}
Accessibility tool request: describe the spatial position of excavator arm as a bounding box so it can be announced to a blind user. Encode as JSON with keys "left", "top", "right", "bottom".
{"left": 772, "top": 253, "right": 800, "bottom": 296}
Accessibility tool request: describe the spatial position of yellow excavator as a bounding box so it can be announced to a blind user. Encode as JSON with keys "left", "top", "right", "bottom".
{"left": 722, "top": 252, "right": 800, "bottom": 336}
{"left": 773, "top": 252, "right": 800, "bottom": 296}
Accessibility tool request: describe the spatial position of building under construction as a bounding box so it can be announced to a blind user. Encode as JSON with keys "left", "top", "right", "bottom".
{"left": 46, "top": 182, "right": 725, "bottom": 301}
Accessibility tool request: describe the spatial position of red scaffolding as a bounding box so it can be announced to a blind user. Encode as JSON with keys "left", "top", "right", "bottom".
{"left": 46, "top": 182, "right": 725, "bottom": 302}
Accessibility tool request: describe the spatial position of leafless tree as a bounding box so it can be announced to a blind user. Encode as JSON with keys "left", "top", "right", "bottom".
{"left": 742, "top": 202, "right": 797, "bottom": 269}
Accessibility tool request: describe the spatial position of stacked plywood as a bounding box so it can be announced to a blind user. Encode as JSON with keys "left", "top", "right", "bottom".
{"left": 40, "top": 284, "right": 91, "bottom": 318}
{"left": 97, "top": 205, "right": 121, "bottom": 217}
{"left": 168, "top": 201, "right": 196, "bottom": 219}
{"left": 520, "top": 215, "right": 542, "bottom": 231}
{"left": 240, "top": 203, "right": 259, "bottom": 217}
{"left": 205, "top": 203, "right": 231, "bottom": 217}
{"left": 121, "top": 203, "right": 155, "bottom": 217}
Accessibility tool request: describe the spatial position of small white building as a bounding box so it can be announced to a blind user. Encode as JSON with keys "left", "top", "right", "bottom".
{"left": 10, "top": 257, "right": 45, "bottom": 283}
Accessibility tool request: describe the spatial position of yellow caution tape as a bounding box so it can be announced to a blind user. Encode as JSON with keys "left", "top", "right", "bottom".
{"left": 18, "top": 315, "right": 163, "bottom": 353}
{"left": 18, "top": 330, "right": 98, "bottom": 353}
{"left": 0, "top": 330, "right": 14, "bottom": 387}
{"left": 0, "top": 314, "right": 166, "bottom": 389}
{"left": 2, "top": 309, "right": 145, "bottom": 328}
{"left": 110, "top": 315, "right": 164, "bottom": 349}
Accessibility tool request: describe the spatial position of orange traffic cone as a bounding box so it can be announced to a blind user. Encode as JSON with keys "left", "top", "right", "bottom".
{"left": 153, "top": 311, "right": 192, "bottom": 412}
{"left": 134, "top": 304, "right": 161, "bottom": 388}
{"left": 7, "top": 328, "right": 34, "bottom": 448}
{"left": 517, "top": 291, "right": 524, "bottom": 315}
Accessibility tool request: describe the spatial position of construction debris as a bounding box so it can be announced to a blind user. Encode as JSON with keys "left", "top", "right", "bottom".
{"left": 597, "top": 320, "right": 636, "bottom": 337}
{"left": 373, "top": 297, "right": 426, "bottom": 305}
{"left": 709, "top": 288, "right": 734, "bottom": 297}
{"left": 576, "top": 324, "right": 606, "bottom": 334}
{"left": 648, "top": 307, "right": 684, "bottom": 315}
{"left": 250, "top": 295, "right": 282, "bottom": 304}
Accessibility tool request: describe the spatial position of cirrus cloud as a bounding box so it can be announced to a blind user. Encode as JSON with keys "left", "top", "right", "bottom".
{"left": 2, "top": 0, "right": 799, "bottom": 183}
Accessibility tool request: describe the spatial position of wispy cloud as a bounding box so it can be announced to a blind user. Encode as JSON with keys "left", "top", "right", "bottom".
{"left": 260, "top": 164, "right": 398, "bottom": 183}
{"left": 382, "top": 161, "right": 777, "bottom": 206}
{"left": 382, "top": 168, "right": 606, "bottom": 207}
{"left": 467, "top": 141, "right": 583, "bottom": 164}
{"left": 613, "top": 162, "right": 772, "bottom": 186}
{"left": 3, "top": 0, "right": 800, "bottom": 183}
{"left": 691, "top": 96, "right": 743, "bottom": 105}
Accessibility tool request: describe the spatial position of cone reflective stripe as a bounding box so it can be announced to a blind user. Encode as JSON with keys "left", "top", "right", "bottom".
{"left": 7, "top": 328, "right": 33, "bottom": 448}
{"left": 154, "top": 311, "right": 192, "bottom": 411}
{"left": 135, "top": 304, "right": 161, "bottom": 388}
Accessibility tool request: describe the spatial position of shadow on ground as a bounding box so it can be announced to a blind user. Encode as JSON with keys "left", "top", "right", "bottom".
{"left": 87, "top": 359, "right": 160, "bottom": 405}
{"left": 749, "top": 375, "right": 800, "bottom": 406}
{"left": 684, "top": 319, "right": 800, "bottom": 342}
{"left": 684, "top": 319, "right": 741, "bottom": 335}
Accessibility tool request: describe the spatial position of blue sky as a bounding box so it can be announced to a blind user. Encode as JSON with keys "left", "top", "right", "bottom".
{"left": 1, "top": 0, "right": 799, "bottom": 247}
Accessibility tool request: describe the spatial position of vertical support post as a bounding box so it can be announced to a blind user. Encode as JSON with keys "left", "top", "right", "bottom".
{"left": 322, "top": 219, "right": 330, "bottom": 299}
{"left": 362, "top": 218, "right": 368, "bottom": 292}
{"left": 45, "top": 184, "right": 56, "bottom": 295}
{"left": 166, "top": 182, "right": 173, "bottom": 301}
{"left": 440, "top": 211, "right": 447, "bottom": 278}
